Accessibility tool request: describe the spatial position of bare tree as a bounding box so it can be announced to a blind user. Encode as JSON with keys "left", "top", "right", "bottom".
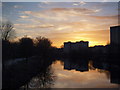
{"left": 0, "top": 21, "right": 16, "bottom": 41}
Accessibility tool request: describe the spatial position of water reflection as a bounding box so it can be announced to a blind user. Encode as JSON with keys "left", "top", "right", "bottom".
{"left": 92, "top": 58, "right": 120, "bottom": 85}
{"left": 3, "top": 57, "right": 55, "bottom": 89}
{"left": 22, "top": 59, "right": 120, "bottom": 88}
{"left": 64, "top": 58, "right": 89, "bottom": 72}
{"left": 23, "top": 66, "right": 56, "bottom": 89}
{"left": 51, "top": 59, "right": 119, "bottom": 88}
{"left": 110, "top": 65, "right": 120, "bottom": 84}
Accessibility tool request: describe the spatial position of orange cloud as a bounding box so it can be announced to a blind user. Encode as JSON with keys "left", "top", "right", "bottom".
{"left": 19, "top": 15, "right": 29, "bottom": 19}
{"left": 15, "top": 6, "right": 118, "bottom": 48}
{"left": 90, "top": 15, "right": 118, "bottom": 20}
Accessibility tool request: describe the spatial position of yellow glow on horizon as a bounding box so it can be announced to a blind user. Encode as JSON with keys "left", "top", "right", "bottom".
{"left": 52, "top": 39, "right": 108, "bottom": 48}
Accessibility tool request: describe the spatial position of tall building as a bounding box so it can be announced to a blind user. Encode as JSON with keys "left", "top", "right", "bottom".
{"left": 64, "top": 41, "right": 89, "bottom": 53}
{"left": 110, "top": 26, "right": 120, "bottom": 46}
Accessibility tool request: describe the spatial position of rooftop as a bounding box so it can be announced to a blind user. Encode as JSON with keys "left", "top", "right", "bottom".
{"left": 110, "top": 25, "right": 120, "bottom": 29}
{"left": 64, "top": 41, "right": 89, "bottom": 44}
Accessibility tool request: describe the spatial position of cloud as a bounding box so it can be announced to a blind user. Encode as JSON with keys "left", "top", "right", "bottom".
{"left": 13, "top": 5, "right": 22, "bottom": 8}
{"left": 16, "top": 7, "right": 117, "bottom": 47}
{"left": 19, "top": 15, "right": 29, "bottom": 19}
{"left": 94, "top": 9, "right": 102, "bottom": 12}
{"left": 21, "top": 10, "right": 68, "bottom": 21}
{"left": 41, "top": 1, "right": 50, "bottom": 5}
{"left": 18, "top": 7, "right": 104, "bottom": 27}
{"left": 14, "top": 23, "right": 54, "bottom": 29}
{"left": 21, "top": 7, "right": 101, "bottom": 19}
{"left": 37, "top": 2, "right": 54, "bottom": 8}
{"left": 73, "top": 1, "right": 86, "bottom": 6}
{"left": 16, "top": 5, "right": 118, "bottom": 47}
{"left": 91, "top": 15, "right": 118, "bottom": 20}
{"left": 51, "top": 8, "right": 100, "bottom": 15}
{"left": 56, "top": 25, "right": 72, "bottom": 31}
{"left": 72, "top": 3, "right": 79, "bottom": 6}
{"left": 22, "top": 11, "right": 32, "bottom": 14}
{"left": 79, "top": 1, "right": 86, "bottom": 5}
{"left": 38, "top": 4, "right": 43, "bottom": 8}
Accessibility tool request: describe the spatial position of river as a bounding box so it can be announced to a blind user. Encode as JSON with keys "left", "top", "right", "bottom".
{"left": 21, "top": 59, "right": 120, "bottom": 88}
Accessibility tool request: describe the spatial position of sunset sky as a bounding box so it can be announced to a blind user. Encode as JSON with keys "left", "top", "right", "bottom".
{"left": 2, "top": 1, "right": 119, "bottom": 47}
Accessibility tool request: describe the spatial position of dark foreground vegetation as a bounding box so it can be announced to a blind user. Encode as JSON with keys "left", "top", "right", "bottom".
{"left": 2, "top": 36, "right": 59, "bottom": 61}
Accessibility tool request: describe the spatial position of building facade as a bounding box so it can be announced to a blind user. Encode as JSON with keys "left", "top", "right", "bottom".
{"left": 110, "top": 26, "right": 120, "bottom": 52}
{"left": 64, "top": 41, "right": 89, "bottom": 53}
{"left": 110, "top": 26, "right": 120, "bottom": 46}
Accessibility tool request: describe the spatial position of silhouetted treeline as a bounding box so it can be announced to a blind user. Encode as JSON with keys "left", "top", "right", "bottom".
{"left": 2, "top": 36, "right": 59, "bottom": 61}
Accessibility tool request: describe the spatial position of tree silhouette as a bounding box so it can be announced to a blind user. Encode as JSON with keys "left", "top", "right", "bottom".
{"left": 35, "top": 36, "right": 52, "bottom": 57}
{"left": 1, "top": 21, "right": 16, "bottom": 61}
{"left": 19, "top": 36, "right": 34, "bottom": 58}
{"left": 0, "top": 21, "right": 16, "bottom": 41}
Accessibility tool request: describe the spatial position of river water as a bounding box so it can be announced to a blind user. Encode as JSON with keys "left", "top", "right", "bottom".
{"left": 23, "top": 59, "right": 119, "bottom": 88}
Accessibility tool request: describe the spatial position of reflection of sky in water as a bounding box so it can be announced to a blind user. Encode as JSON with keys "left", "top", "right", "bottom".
{"left": 51, "top": 60, "right": 119, "bottom": 88}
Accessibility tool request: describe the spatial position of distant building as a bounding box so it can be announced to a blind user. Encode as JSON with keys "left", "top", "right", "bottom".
{"left": 89, "top": 45, "right": 110, "bottom": 55}
{"left": 64, "top": 41, "right": 89, "bottom": 53}
{"left": 110, "top": 26, "right": 120, "bottom": 52}
{"left": 110, "top": 26, "right": 120, "bottom": 46}
{"left": 93, "top": 45, "right": 107, "bottom": 54}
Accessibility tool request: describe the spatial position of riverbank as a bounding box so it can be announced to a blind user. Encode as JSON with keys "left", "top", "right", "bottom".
{"left": 3, "top": 56, "right": 54, "bottom": 89}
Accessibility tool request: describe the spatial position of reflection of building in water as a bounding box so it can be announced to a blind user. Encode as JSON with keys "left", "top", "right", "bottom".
{"left": 110, "top": 26, "right": 120, "bottom": 52}
{"left": 64, "top": 59, "right": 88, "bottom": 72}
{"left": 64, "top": 41, "right": 89, "bottom": 53}
{"left": 93, "top": 60, "right": 110, "bottom": 71}
{"left": 92, "top": 58, "right": 120, "bottom": 84}
{"left": 110, "top": 65, "right": 120, "bottom": 84}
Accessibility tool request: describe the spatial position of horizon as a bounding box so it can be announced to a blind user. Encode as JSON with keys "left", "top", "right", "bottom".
{"left": 2, "top": 2, "right": 119, "bottom": 48}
